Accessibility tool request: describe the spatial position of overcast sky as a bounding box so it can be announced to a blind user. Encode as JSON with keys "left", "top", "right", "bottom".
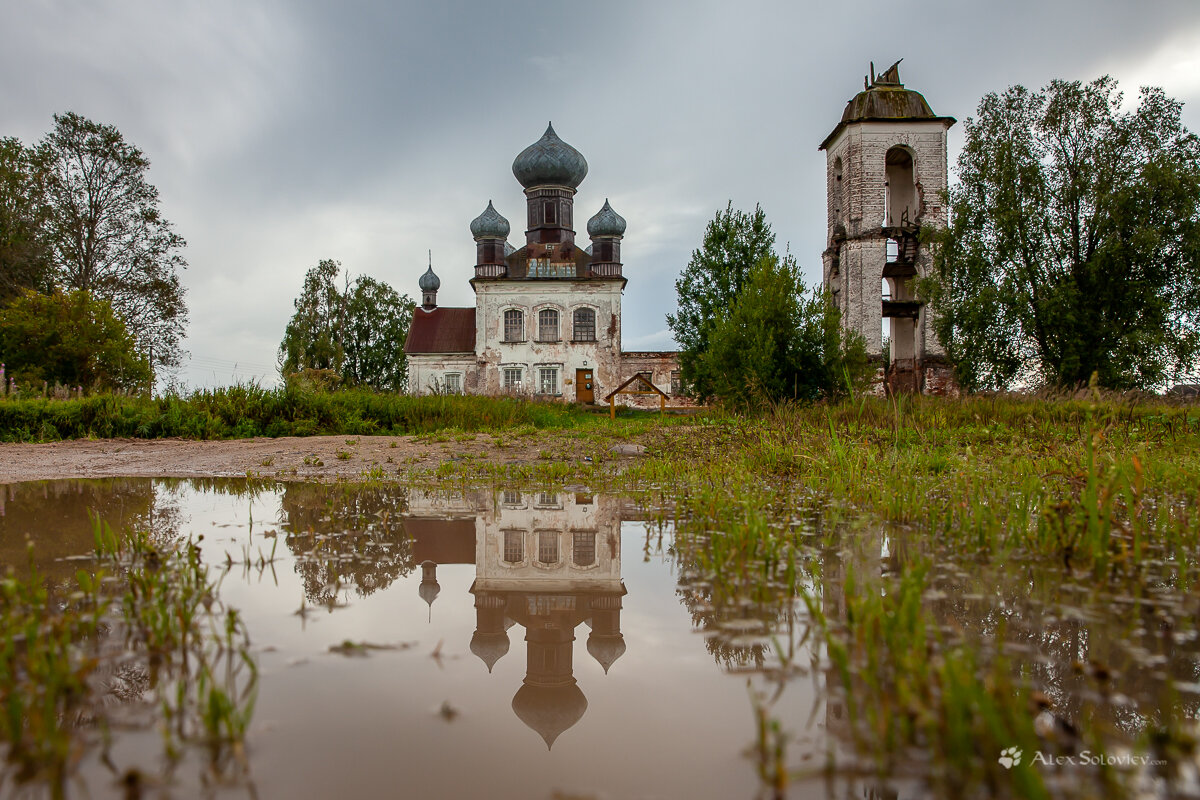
{"left": 4, "top": 0, "right": 1200, "bottom": 389}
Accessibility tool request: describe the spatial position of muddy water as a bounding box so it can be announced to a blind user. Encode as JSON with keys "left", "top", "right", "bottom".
{"left": 0, "top": 480, "right": 832, "bottom": 799}
{"left": 2, "top": 479, "right": 1198, "bottom": 799}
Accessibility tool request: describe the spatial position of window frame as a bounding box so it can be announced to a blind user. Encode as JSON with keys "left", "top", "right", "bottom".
{"left": 503, "top": 308, "right": 525, "bottom": 342}
{"left": 502, "top": 366, "right": 523, "bottom": 391}
{"left": 537, "top": 365, "right": 560, "bottom": 395}
{"left": 537, "top": 307, "right": 560, "bottom": 342}
{"left": 572, "top": 306, "right": 597, "bottom": 342}
{"left": 537, "top": 530, "right": 559, "bottom": 565}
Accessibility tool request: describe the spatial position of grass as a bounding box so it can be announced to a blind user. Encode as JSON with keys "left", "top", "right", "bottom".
{"left": 0, "top": 520, "right": 256, "bottom": 794}
{"left": 0, "top": 383, "right": 618, "bottom": 442}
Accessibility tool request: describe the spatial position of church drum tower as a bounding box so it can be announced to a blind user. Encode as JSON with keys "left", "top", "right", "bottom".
{"left": 819, "top": 60, "right": 958, "bottom": 396}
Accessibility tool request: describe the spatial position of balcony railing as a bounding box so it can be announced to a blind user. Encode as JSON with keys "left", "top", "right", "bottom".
{"left": 474, "top": 264, "right": 506, "bottom": 278}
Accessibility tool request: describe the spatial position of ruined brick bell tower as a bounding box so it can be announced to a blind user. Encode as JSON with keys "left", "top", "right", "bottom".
{"left": 820, "top": 60, "right": 958, "bottom": 395}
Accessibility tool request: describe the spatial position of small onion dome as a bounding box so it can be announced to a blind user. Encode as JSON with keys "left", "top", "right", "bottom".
{"left": 469, "top": 200, "right": 510, "bottom": 239}
{"left": 470, "top": 630, "right": 511, "bottom": 673}
{"left": 511, "top": 682, "right": 588, "bottom": 750}
{"left": 587, "top": 199, "right": 626, "bottom": 237}
{"left": 418, "top": 264, "right": 440, "bottom": 292}
{"left": 512, "top": 123, "right": 588, "bottom": 189}
{"left": 586, "top": 633, "right": 626, "bottom": 674}
{"left": 503, "top": 242, "right": 516, "bottom": 257}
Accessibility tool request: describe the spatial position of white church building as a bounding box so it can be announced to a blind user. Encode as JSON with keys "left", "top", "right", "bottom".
{"left": 404, "top": 124, "right": 681, "bottom": 403}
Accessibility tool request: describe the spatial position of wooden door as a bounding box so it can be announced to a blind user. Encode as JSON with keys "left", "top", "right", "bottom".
{"left": 576, "top": 369, "right": 594, "bottom": 404}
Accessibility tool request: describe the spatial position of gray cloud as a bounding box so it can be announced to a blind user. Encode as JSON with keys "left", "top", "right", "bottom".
{"left": 3, "top": 0, "right": 1199, "bottom": 388}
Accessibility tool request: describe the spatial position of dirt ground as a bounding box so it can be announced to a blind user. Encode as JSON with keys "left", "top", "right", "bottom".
{"left": 0, "top": 432, "right": 632, "bottom": 484}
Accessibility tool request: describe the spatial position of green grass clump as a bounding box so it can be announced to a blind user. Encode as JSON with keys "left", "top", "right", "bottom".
{"left": 0, "top": 384, "right": 604, "bottom": 442}
{"left": 0, "top": 522, "right": 257, "bottom": 793}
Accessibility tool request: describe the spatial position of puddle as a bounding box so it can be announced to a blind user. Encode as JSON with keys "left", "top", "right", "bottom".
{"left": 1, "top": 479, "right": 1198, "bottom": 798}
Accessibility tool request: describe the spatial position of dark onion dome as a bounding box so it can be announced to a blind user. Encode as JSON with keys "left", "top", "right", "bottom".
{"left": 819, "top": 60, "right": 955, "bottom": 150}
{"left": 586, "top": 633, "right": 626, "bottom": 674}
{"left": 512, "top": 123, "right": 588, "bottom": 189}
{"left": 511, "top": 682, "right": 588, "bottom": 750}
{"left": 586, "top": 199, "right": 626, "bottom": 237}
{"left": 418, "top": 264, "right": 440, "bottom": 292}
{"left": 469, "top": 200, "right": 510, "bottom": 239}
{"left": 470, "top": 630, "right": 510, "bottom": 673}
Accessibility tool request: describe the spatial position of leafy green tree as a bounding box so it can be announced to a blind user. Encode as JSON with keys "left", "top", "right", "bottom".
{"left": 0, "top": 138, "right": 52, "bottom": 304}
{"left": 0, "top": 289, "right": 150, "bottom": 390}
{"left": 700, "top": 255, "right": 869, "bottom": 409}
{"left": 39, "top": 112, "right": 188, "bottom": 376}
{"left": 342, "top": 275, "right": 414, "bottom": 391}
{"left": 280, "top": 258, "right": 344, "bottom": 377}
{"left": 924, "top": 76, "right": 1200, "bottom": 391}
{"left": 667, "top": 203, "right": 775, "bottom": 399}
{"left": 279, "top": 259, "right": 414, "bottom": 391}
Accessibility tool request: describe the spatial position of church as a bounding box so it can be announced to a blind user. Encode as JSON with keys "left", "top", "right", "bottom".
{"left": 404, "top": 124, "right": 681, "bottom": 403}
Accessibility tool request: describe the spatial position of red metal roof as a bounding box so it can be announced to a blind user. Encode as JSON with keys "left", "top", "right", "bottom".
{"left": 404, "top": 307, "right": 476, "bottom": 354}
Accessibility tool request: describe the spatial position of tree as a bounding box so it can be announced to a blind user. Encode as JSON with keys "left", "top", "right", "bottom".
{"left": 0, "top": 138, "right": 52, "bottom": 304}
{"left": 667, "top": 203, "right": 775, "bottom": 399}
{"left": 699, "top": 255, "right": 869, "bottom": 409}
{"left": 279, "top": 259, "right": 414, "bottom": 391}
{"left": 342, "top": 275, "right": 414, "bottom": 391}
{"left": 0, "top": 289, "right": 150, "bottom": 390}
{"left": 39, "top": 112, "right": 188, "bottom": 376}
{"left": 280, "top": 258, "right": 344, "bottom": 378}
{"left": 924, "top": 77, "right": 1200, "bottom": 391}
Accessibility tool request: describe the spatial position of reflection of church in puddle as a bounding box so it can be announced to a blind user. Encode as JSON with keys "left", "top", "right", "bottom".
{"left": 408, "top": 490, "right": 625, "bottom": 749}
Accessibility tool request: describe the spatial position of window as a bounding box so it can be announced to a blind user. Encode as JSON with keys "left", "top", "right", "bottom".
{"left": 670, "top": 370, "right": 681, "bottom": 396}
{"left": 572, "top": 532, "right": 596, "bottom": 567}
{"left": 573, "top": 308, "right": 596, "bottom": 341}
{"left": 537, "top": 309, "right": 559, "bottom": 342}
{"left": 502, "top": 490, "right": 522, "bottom": 506}
{"left": 636, "top": 371, "right": 654, "bottom": 387}
{"left": 503, "top": 367, "right": 523, "bottom": 390}
{"left": 538, "top": 366, "right": 558, "bottom": 395}
{"left": 537, "top": 492, "right": 559, "bottom": 507}
{"left": 538, "top": 531, "right": 559, "bottom": 564}
{"left": 544, "top": 201, "right": 556, "bottom": 224}
{"left": 504, "top": 531, "right": 524, "bottom": 563}
{"left": 504, "top": 309, "right": 524, "bottom": 342}
{"left": 444, "top": 373, "right": 461, "bottom": 394}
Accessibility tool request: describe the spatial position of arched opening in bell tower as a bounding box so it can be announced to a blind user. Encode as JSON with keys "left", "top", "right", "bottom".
{"left": 884, "top": 146, "right": 917, "bottom": 228}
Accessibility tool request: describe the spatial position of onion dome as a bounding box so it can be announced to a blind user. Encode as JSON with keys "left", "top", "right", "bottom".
{"left": 587, "top": 199, "right": 626, "bottom": 237}
{"left": 418, "top": 264, "right": 440, "bottom": 292}
{"left": 469, "top": 200, "right": 510, "bottom": 239}
{"left": 586, "top": 633, "right": 626, "bottom": 674}
{"left": 470, "top": 630, "right": 511, "bottom": 673}
{"left": 512, "top": 123, "right": 588, "bottom": 189}
{"left": 511, "top": 682, "right": 588, "bottom": 750}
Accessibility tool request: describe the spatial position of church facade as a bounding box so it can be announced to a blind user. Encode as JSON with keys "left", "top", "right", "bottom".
{"left": 404, "top": 125, "right": 681, "bottom": 404}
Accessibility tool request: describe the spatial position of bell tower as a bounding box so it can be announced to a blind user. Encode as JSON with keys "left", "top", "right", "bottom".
{"left": 819, "top": 59, "right": 958, "bottom": 395}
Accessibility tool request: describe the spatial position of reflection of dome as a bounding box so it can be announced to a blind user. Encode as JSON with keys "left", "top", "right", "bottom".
{"left": 511, "top": 682, "right": 588, "bottom": 750}
{"left": 469, "top": 200, "right": 511, "bottom": 239}
{"left": 418, "top": 265, "right": 440, "bottom": 292}
{"left": 419, "top": 560, "right": 440, "bottom": 611}
{"left": 587, "top": 634, "right": 626, "bottom": 674}
{"left": 587, "top": 199, "right": 626, "bottom": 237}
{"left": 512, "top": 123, "right": 588, "bottom": 189}
{"left": 470, "top": 631, "right": 510, "bottom": 673}
{"left": 418, "top": 580, "right": 440, "bottom": 606}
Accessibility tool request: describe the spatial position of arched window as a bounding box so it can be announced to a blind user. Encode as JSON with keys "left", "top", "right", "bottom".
{"left": 538, "top": 308, "right": 559, "bottom": 342}
{"left": 503, "top": 309, "right": 523, "bottom": 342}
{"left": 885, "top": 146, "right": 917, "bottom": 228}
{"left": 572, "top": 307, "right": 596, "bottom": 342}
{"left": 833, "top": 156, "right": 844, "bottom": 218}
{"left": 572, "top": 531, "right": 596, "bottom": 566}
